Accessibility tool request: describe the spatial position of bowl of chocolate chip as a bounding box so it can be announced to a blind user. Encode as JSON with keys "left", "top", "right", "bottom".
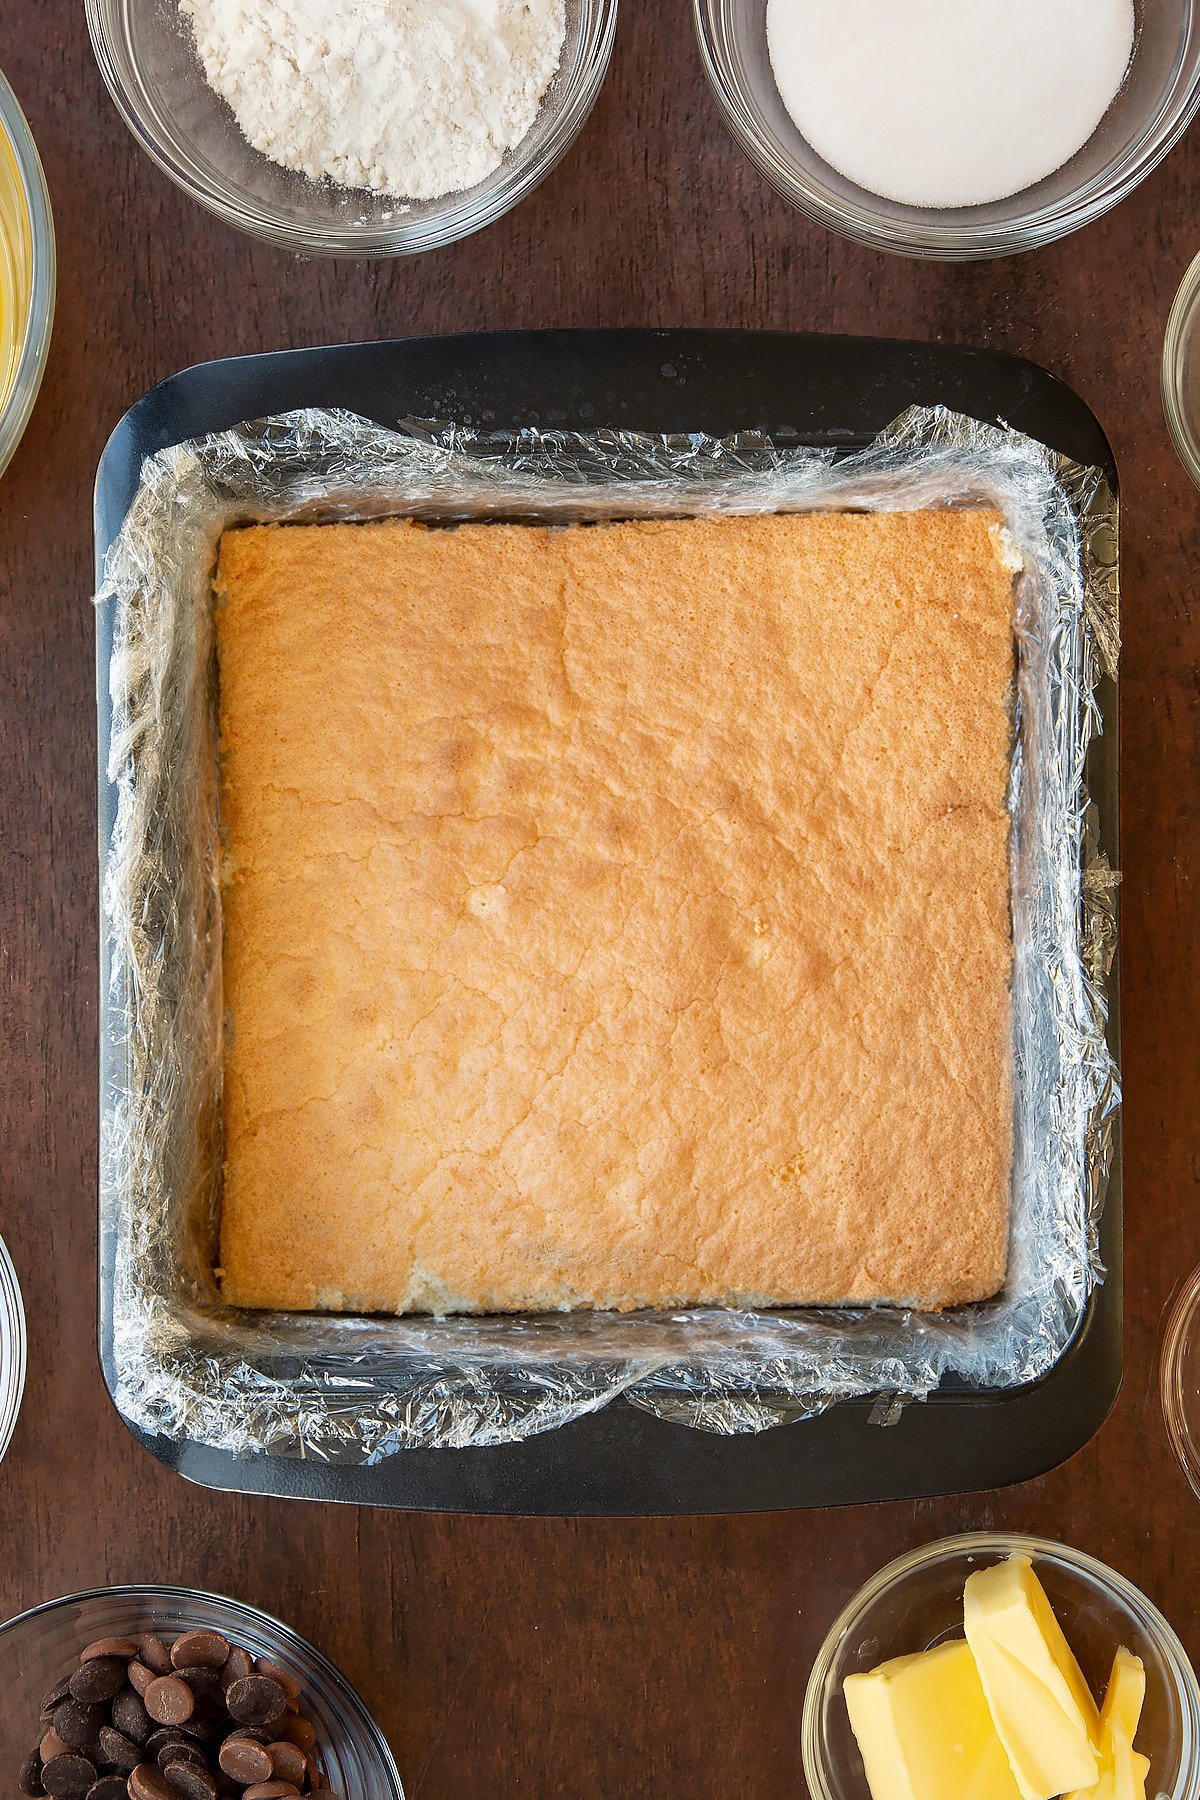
{"left": 4, "top": 1587, "right": 403, "bottom": 1800}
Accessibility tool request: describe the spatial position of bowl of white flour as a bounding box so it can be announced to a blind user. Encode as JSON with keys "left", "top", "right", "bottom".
{"left": 86, "top": 0, "right": 617, "bottom": 254}
{"left": 695, "top": 0, "right": 1200, "bottom": 258}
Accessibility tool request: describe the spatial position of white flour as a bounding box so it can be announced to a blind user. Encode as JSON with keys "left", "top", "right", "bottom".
{"left": 766, "top": 0, "right": 1135, "bottom": 209}
{"left": 180, "top": 0, "right": 567, "bottom": 200}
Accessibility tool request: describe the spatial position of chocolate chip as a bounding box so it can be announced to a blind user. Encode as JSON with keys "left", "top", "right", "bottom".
{"left": 173, "top": 1666, "right": 219, "bottom": 1699}
{"left": 86, "top": 1782, "right": 131, "bottom": 1800}
{"left": 97, "top": 1728, "right": 142, "bottom": 1773}
{"left": 52, "top": 1702, "right": 105, "bottom": 1753}
{"left": 175, "top": 1710, "right": 221, "bottom": 1745}
{"left": 128, "top": 1770, "right": 176, "bottom": 1800}
{"left": 20, "top": 1750, "right": 46, "bottom": 1797}
{"left": 41, "top": 1677, "right": 73, "bottom": 1717}
{"left": 242, "top": 1786, "right": 299, "bottom": 1800}
{"left": 126, "top": 1663, "right": 155, "bottom": 1699}
{"left": 41, "top": 1730, "right": 70, "bottom": 1764}
{"left": 252, "top": 1661, "right": 300, "bottom": 1707}
{"left": 161, "top": 1761, "right": 217, "bottom": 1800}
{"left": 142, "top": 1732, "right": 190, "bottom": 1761}
{"left": 81, "top": 1640, "right": 138, "bottom": 1663}
{"left": 217, "top": 1738, "right": 272, "bottom": 1785}
{"left": 70, "top": 1660, "right": 129, "bottom": 1705}
{"left": 266, "top": 1742, "right": 305, "bottom": 1787}
{"left": 280, "top": 1715, "right": 315, "bottom": 1753}
{"left": 218, "top": 1648, "right": 253, "bottom": 1695}
{"left": 41, "top": 1756, "right": 98, "bottom": 1800}
{"left": 225, "top": 1674, "right": 287, "bottom": 1728}
{"left": 263, "top": 1741, "right": 305, "bottom": 1786}
{"left": 144, "top": 1679, "right": 194, "bottom": 1728}
{"left": 155, "top": 1742, "right": 206, "bottom": 1776}
{"left": 171, "top": 1633, "right": 229, "bottom": 1672}
{"left": 111, "top": 1691, "right": 151, "bottom": 1745}
{"left": 135, "top": 1640, "right": 173, "bottom": 1678}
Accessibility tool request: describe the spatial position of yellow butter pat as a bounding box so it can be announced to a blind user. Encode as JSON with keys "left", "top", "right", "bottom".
{"left": 1114, "top": 1731, "right": 1150, "bottom": 1800}
{"left": 1083, "top": 1729, "right": 1149, "bottom": 1800}
{"left": 1099, "top": 1647, "right": 1146, "bottom": 1743}
{"left": 1066, "top": 1649, "right": 1149, "bottom": 1800}
{"left": 843, "top": 1638, "right": 1024, "bottom": 1800}
{"left": 963, "top": 1554, "right": 1101, "bottom": 1800}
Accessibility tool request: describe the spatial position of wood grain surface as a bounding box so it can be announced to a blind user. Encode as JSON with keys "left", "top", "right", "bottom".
{"left": 0, "top": 3, "right": 1197, "bottom": 1794}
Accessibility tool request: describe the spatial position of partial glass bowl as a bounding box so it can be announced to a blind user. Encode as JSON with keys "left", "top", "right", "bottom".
{"left": 0, "top": 1234, "right": 25, "bottom": 1461}
{"left": 802, "top": 1532, "right": 1200, "bottom": 1800}
{"left": 1162, "top": 254, "right": 1200, "bottom": 488}
{"left": 85, "top": 0, "right": 617, "bottom": 256}
{"left": 1160, "top": 1261, "right": 1200, "bottom": 1495}
{"left": 0, "top": 65, "right": 54, "bottom": 476}
{"left": 1, "top": 1586, "right": 405, "bottom": 1797}
{"left": 694, "top": 0, "right": 1200, "bottom": 259}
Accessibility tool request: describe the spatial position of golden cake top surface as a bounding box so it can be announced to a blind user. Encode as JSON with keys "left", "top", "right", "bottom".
{"left": 216, "top": 508, "right": 1014, "bottom": 1315}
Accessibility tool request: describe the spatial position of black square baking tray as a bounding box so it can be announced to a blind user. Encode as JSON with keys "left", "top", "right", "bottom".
{"left": 95, "top": 329, "right": 1121, "bottom": 1514}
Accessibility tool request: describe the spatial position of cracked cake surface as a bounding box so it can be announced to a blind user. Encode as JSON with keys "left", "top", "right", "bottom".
{"left": 215, "top": 509, "right": 1014, "bottom": 1315}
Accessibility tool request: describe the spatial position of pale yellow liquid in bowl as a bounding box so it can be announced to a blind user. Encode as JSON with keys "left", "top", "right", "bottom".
{"left": 0, "top": 120, "right": 32, "bottom": 412}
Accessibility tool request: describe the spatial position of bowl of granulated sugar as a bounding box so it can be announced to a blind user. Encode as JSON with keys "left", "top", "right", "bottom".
{"left": 696, "top": 0, "right": 1200, "bottom": 258}
{"left": 86, "top": 0, "right": 617, "bottom": 254}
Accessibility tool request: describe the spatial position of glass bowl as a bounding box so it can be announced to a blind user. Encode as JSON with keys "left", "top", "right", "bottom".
{"left": 85, "top": 0, "right": 617, "bottom": 256}
{"left": 694, "top": 0, "right": 1200, "bottom": 259}
{"left": 0, "top": 65, "right": 54, "bottom": 477}
{"left": 802, "top": 1532, "right": 1200, "bottom": 1800}
{"left": 0, "top": 1586, "right": 405, "bottom": 1796}
{"left": 1162, "top": 255, "right": 1200, "bottom": 488}
{"left": 0, "top": 1233, "right": 26, "bottom": 1462}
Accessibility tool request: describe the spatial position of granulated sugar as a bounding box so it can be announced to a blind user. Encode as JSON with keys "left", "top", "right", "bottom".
{"left": 766, "top": 0, "right": 1135, "bottom": 210}
{"left": 180, "top": 0, "right": 567, "bottom": 201}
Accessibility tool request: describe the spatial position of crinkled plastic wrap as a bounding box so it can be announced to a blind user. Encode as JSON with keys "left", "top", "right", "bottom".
{"left": 97, "top": 405, "right": 1120, "bottom": 1456}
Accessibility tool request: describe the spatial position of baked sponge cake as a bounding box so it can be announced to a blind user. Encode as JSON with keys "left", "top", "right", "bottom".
{"left": 215, "top": 510, "right": 1015, "bottom": 1315}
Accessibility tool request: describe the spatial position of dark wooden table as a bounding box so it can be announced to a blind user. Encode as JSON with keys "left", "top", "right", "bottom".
{"left": 1, "top": 3, "right": 1197, "bottom": 1793}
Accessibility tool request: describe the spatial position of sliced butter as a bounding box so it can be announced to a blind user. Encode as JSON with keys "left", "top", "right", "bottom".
{"left": 1066, "top": 1649, "right": 1149, "bottom": 1800}
{"left": 844, "top": 1638, "right": 1024, "bottom": 1800}
{"left": 1099, "top": 1648, "right": 1147, "bottom": 1743}
{"left": 963, "top": 1554, "right": 1101, "bottom": 1800}
{"left": 1082, "top": 1730, "right": 1149, "bottom": 1800}
{"left": 1116, "top": 1734, "right": 1150, "bottom": 1800}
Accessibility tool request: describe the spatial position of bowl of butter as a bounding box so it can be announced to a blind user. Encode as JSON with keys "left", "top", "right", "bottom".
{"left": 0, "top": 64, "right": 54, "bottom": 478}
{"left": 803, "top": 1534, "right": 1200, "bottom": 1800}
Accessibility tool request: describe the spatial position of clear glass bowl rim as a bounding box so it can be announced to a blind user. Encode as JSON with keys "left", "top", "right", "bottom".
{"left": 1161, "top": 252, "right": 1200, "bottom": 489}
{"left": 0, "top": 63, "right": 55, "bottom": 476}
{"left": 0, "top": 1583, "right": 405, "bottom": 1794}
{"left": 1160, "top": 1260, "right": 1200, "bottom": 1492}
{"left": 84, "top": 0, "right": 619, "bottom": 256}
{"left": 0, "top": 1232, "right": 26, "bottom": 1462}
{"left": 692, "top": 0, "right": 1200, "bottom": 260}
{"left": 801, "top": 1530, "right": 1200, "bottom": 1800}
